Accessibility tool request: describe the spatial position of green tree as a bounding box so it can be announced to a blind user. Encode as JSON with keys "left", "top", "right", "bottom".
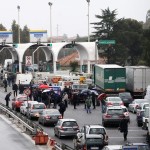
{"left": 112, "top": 19, "right": 143, "bottom": 65}
{"left": 11, "top": 20, "right": 19, "bottom": 43}
{"left": 21, "top": 25, "right": 29, "bottom": 43}
{"left": 0, "top": 24, "right": 7, "bottom": 31}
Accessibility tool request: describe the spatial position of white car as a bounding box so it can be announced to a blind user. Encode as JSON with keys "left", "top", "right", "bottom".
{"left": 20, "top": 101, "right": 38, "bottom": 116}
{"left": 105, "top": 97, "right": 124, "bottom": 107}
{"left": 102, "top": 145, "right": 122, "bottom": 150}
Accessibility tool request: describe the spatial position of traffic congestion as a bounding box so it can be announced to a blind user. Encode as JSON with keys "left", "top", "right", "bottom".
{"left": 0, "top": 64, "right": 150, "bottom": 150}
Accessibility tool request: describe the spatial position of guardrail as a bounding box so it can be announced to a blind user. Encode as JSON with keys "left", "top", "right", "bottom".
{"left": 0, "top": 102, "right": 43, "bottom": 135}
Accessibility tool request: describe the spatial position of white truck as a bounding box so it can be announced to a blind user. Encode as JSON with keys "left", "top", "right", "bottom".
{"left": 126, "top": 66, "right": 150, "bottom": 98}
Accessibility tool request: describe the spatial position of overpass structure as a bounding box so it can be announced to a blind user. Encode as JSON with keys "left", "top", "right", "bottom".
{"left": 0, "top": 42, "right": 98, "bottom": 74}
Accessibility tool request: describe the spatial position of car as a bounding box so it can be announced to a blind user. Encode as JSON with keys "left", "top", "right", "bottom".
{"left": 128, "top": 99, "right": 148, "bottom": 113}
{"left": 27, "top": 102, "right": 46, "bottom": 119}
{"left": 102, "top": 145, "right": 122, "bottom": 150}
{"left": 38, "top": 109, "right": 62, "bottom": 126}
{"left": 105, "top": 97, "right": 124, "bottom": 107}
{"left": 120, "top": 105, "right": 130, "bottom": 121}
{"left": 118, "top": 92, "right": 133, "bottom": 107}
{"left": 54, "top": 119, "right": 79, "bottom": 139}
{"left": 102, "top": 106, "right": 126, "bottom": 127}
{"left": 74, "top": 125, "right": 108, "bottom": 149}
{"left": 136, "top": 102, "right": 149, "bottom": 126}
{"left": 20, "top": 101, "right": 37, "bottom": 116}
{"left": 11, "top": 94, "right": 28, "bottom": 111}
{"left": 123, "top": 143, "right": 150, "bottom": 150}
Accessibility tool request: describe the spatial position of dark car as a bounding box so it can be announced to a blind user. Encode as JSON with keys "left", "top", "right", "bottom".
{"left": 119, "top": 92, "right": 133, "bottom": 107}
{"left": 123, "top": 143, "right": 150, "bottom": 150}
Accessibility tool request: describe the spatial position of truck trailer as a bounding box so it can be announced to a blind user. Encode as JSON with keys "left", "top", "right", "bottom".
{"left": 126, "top": 66, "right": 150, "bottom": 98}
{"left": 94, "top": 64, "right": 126, "bottom": 93}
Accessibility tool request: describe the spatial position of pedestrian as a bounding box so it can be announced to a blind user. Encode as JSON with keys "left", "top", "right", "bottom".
{"left": 72, "top": 92, "right": 78, "bottom": 109}
{"left": 12, "top": 83, "right": 18, "bottom": 97}
{"left": 85, "top": 94, "right": 92, "bottom": 113}
{"left": 5, "top": 92, "right": 12, "bottom": 107}
{"left": 98, "top": 93, "right": 107, "bottom": 113}
{"left": 58, "top": 101, "right": 66, "bottom": 118}
{"left": 3, "top": 79, "right": 7, "bottom": 92}
{"left": 91, "top": 92, "right": 96, "bottom": 109}
{"left": 62, "top": 92, "right": 68, "bottom": 108}
{"left": 119, "top": 114, "right": 130, "bottom": 141}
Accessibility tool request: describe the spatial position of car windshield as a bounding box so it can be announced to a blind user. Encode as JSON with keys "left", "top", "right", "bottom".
{"left": 33, "top": 104, "right": 45, "bottom": 109}
{"left": 109, "top": 97, "right": 121, "bottom": 102}
{"left": 62, "top": 121, "right": 78, "bottom": 127}
{"left": 120, "top": 93, "right": 132, "bottom": 98}
{"left": 89, "top": 128, "right": 106, "bottom": 134}
{"left": 107, "top": 109, "right": 123, "bottom": 115}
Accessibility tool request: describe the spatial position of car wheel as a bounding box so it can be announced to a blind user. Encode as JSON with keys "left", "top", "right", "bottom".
{"left": 58, "top": 132, "right": 62, "bottom": 139}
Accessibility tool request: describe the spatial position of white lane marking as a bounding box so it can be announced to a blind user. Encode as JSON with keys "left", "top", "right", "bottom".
{"left": 109, "top": 137, "right": 145, "bottom": 139}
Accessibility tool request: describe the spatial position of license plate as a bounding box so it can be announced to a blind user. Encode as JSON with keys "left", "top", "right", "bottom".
{"left": 112, "top": 115, "right": 118, "bottom": 118}
{"left": 91, "top": 147, "right": 99, "bottom": 150}
{"left": 67, "top": 128, "right": 73, "bottom": 131}
{"left": 52, "top": 116, "right": 57, "bottom": 119}
{"left": 113, "top": 103, "right": 119, "bottom": 106}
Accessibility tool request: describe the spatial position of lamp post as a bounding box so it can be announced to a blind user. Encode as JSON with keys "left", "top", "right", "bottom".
{"left": 48, "top": 2, "right": 53, "bottom": 43}
{"left": 86, "top": 0, "right": 90, "bottom": 42}
{"left": 17, "top": 5, "right": 20, "bottom": 43}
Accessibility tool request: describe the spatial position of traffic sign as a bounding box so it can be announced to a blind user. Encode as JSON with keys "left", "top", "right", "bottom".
{"left": 24, "top": 88, "right": 31, "bottom": 96}
{"left": 26, "top": 56, "right": 32, "bottom": 66}
{"left": 99, "top": 40, "right": 116, "bottom": 45}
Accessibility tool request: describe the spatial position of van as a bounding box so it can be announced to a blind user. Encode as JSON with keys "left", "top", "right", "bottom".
{"left": 16, "top": 73, "right": 33, "bottom": 86}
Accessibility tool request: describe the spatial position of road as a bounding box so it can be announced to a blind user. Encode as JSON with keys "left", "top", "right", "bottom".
{"left": 0, "top": 85, "right": 148, "bottom": 148}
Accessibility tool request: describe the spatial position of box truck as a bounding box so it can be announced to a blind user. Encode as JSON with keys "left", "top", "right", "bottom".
{"left": 126, "top": 66, "right": 150, "bottom": 98}
{"left": 94, "top": 64, "right": 126, "bottom": 93}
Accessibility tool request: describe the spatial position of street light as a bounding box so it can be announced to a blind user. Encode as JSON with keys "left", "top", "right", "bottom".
{"left": 17, "top": 5, "right": 20, "bottom": 43}
{"left": 86, "top": 0, "right": 90, "bottom": 42}
{"left": 48, "top": 2, "right": 53, "bottom": 43}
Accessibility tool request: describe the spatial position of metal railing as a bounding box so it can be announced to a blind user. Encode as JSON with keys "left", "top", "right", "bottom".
{"left": 0, "top": 103, "right": 43, "bottom": 135}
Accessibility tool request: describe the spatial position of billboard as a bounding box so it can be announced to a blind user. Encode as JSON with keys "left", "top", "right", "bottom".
{"left": 0, "top": 31, "right": 13, "bottom": 44}
{"left": 29, "top": 30, "right": 48, "bottom": 43}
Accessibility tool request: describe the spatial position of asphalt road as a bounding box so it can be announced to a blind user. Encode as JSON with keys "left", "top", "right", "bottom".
{"left": 0, "top": 85, "right": 148, "bottom": 148}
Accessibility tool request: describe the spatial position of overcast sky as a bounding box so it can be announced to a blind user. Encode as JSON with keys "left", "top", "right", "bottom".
{"left": 1, "top": 0, "right": 150, "bottom": 37}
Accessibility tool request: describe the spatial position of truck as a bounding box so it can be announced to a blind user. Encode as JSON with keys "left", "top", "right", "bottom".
{"left": 126, "top": 66, "right": 150, "bottom": 98}
{"left": 94, "top": 64, "right": 126, "bottom": 93}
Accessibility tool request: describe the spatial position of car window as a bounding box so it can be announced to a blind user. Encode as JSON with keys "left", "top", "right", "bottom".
{"left": 45, "top": 110, "right": 60, "bottom": 115}
{"left": 62, "top": 121, "right": 78, "bottom": 127}
{"left": 89, "top": 128, "right": 105, "bottom": 134}
{"left": 143, "top": 104, "right": 149, "bottom": 109}
{"left": 109, "top": 97, "right": 121, "bottom": 102}
{"left": 107, "top": 109, "right": 123, "bottom": 115}
{"left": 33, "top": 104, "right": 45, "bottom": 109}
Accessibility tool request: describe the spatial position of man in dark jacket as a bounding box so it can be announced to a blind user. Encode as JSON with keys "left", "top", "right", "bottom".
{"left": 12, "top": 83, "right": 18, "bottom": 97}
{"left": 91, "top": 92, "right": 96, "bottom": 109}
{"left": 119, "top": 115, "right": 130, "bottom": 141}
{"left": 58, "top": 101, "right": 66, "bottom": 118}
{"left": 3, "top": 79, "right": 7, "bottom": 92}
{"left": 5, "top": 92, "right": 12, "bottom": 107}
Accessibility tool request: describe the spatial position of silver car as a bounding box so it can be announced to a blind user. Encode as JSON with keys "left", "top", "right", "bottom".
{"left": 38, "top": 109, "right": 62, "bottom": 126}
{"left": 54, "top": 119, "right": 79, "bottom": 139}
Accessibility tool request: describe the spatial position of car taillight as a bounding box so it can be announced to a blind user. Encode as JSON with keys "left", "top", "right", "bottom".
{"left": 58, "top": 116, "right": 62, "bottom": 119}
{"left": 104, "top": 114, "right": 112, "bottom": 118}
{"left": 45, "top": 116, "right": 50, "bottom": 119}
{"left": 120, "top": 102, "right": 124, "bottom": 106}
{"left": 60, "top": 126, "right": 64, "bottom": 130}
{"left": 107, "top": 102, "right": 113, "bottom": 106}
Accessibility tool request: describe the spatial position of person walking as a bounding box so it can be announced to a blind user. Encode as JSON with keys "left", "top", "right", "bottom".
{"left": 5, "top": 92, "right": 12, "bottom": 107}
{"left": 62, "top": 92, "right": 68, "bottom": 108}
{"left": 12, "top": 83, "right": 18, "bottom": 97}
{"left": 119, "top": 115, "right": 130, "bottom": 141}
{"left": 3, "top": 79, "right": 7, "bottom": 92}
{"left": 91, "top": 92, "right": 96, "bottom": 109}
{"left": 72, "top": 92, "right": 78, "bottom": 109}
{"left": 85, "top": 94, "right": 92, "bottom": 113}
{"left": 58, "top": 101, "right": 66, "bottom": 118}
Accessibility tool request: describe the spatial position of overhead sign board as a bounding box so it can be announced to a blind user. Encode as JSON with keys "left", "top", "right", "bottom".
{"left": 99, "top": 40, "right": 116, "bottom": 45}
{"left": 26, "top": 56, "right": 32, "bottom": 66}
{"left": 0, "top": 31, "right": 13, "bottom": 44}
{"left": 29, "top": 30, "right": 48, "bottom": 43}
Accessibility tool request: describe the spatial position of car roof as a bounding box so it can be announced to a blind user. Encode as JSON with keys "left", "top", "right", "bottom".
{"left": 85, "top": 124, "right": 105, "bottom": 129}
{"left": 59, "top": 119, "right": 77, "bottom": 122}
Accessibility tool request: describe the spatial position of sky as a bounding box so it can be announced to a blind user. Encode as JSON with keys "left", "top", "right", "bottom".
{"left": 0, "top": 0, "right": 150, "bottom": 38}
